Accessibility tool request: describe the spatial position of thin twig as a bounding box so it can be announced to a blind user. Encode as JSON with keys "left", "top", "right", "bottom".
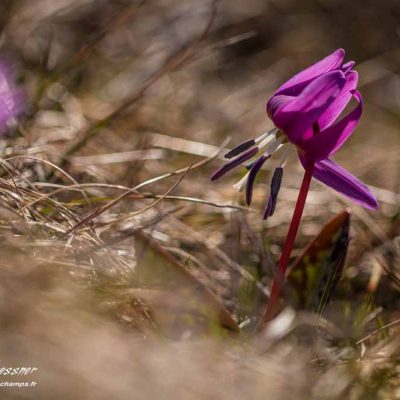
{"left": 62, "top": 164, "right": 191, "bottom": 237}
{"left": 77, "top": 206, "right": 182, "bottom": 255}
{"left": 54, "top": 0, "right": 219, "bottom": 173}
{"left": 61, "top": 136, "right": 229, "bottom": 236}
{"left": 6, "top": 155, "right": 90, "bottom": 205}
{"left": 98, "top": 168, "right": 192, "bottom": 227}
{"left": 32, "top": 0, "right": 147, "bottom": 109}
{"left": 357, "top": 318, "right": 400, "bottom": 345}
{"left": 171, "top": 217, "right": 270, "bottom": 297}
{"left": 30, "top": 182, "right": 254, "bottom": 213}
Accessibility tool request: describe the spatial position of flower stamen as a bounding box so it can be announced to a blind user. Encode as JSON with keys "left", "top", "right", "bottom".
{"left": 263, "top": 134, "right": 285, "bottom": 157}
{"left": 233, "top": 171, "right": 250, "bottom": 192}
{"left": 245, "top": 154, "right": 269, "bottom": 205}
{"left": 255, "top": 127, "right": 278, "bottom": 145}
{"left": 211, "top": 146, "right": 259, "bottom": 181}
{"left": 224, "top": 139, "right": 256, "bottom": 159}
{"left": 278, "top": 145, "right": 290, "bottom": 168}
{"left": 263, "top": 167, "right": 284, "bottom": 220}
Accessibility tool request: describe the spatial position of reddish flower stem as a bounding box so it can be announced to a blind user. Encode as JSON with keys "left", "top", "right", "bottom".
{"left": 258, "top": 162, "right": 315, "bottom": 328}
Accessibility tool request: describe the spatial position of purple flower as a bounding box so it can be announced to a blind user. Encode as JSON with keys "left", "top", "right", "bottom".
{"left": 0, "top": 60, "right": 24, "bottom": 134}
{"left": 211, "top": 49, "right": 378, "bottom": 215}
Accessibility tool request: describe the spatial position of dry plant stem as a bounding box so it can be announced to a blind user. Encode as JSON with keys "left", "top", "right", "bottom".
{"left": 356, "top": 318, "right": 400, "bottom": 345}
{"left": 32, "top": 0, "right": 147, "bottom": 110}
{"left": 61, "top": 136, "right": 230, "bottom": 236}
{"left": 62, "top": 164, "right": 192, "bottom": 237}
{"left": 258, "top": 162, "right": 315, "bottom": 328}
{"left": 52, "top": 0, "right": 219, "bottom": 176}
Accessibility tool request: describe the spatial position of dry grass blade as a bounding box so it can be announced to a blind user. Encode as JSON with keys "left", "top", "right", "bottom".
{"left": 29, "top": 182, "right": 252, "bottom": 212}
{"left": 7, "top": 155, "right": 90, "bottom": 206}
{"left": 63, "top": 164, "right": 193, "bottom": 236}
{"left": 72, "top": 149, "right": 164, "bottom": 166}
{"left": 135, "top": 193, "right": 255, "bottom": 212}
{"left": 94, "top": 166, "right": 191, "bottom": 227}
{"left": 134, "top": 229, "right": 240, "bottom": 333}
{"left": 62, "top": 136, "right": 229, "bottom": 236}
{"left": 0, "top": 179, "right": 81, "bottom": 227}
{"left": 171, "top": 217, "right": 271, "bottom": 298}
{"left": 357, "top": 318, "right": 400, "bottom": 345}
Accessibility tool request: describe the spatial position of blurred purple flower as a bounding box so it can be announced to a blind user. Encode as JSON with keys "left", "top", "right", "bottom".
{"left": 212, "top": 49, "right": 377, "bottom": 215}
{"left": 0, "top": 61, "right": 24, "bottom": 134}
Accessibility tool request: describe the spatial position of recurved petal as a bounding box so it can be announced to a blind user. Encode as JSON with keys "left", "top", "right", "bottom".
{"left": 303, "top": 157, "right": 378, "bottom": 209}
{"left": 302, "top": 90, "right": 362, "bottom": 161}
{"left": 271, "top": 70, "right": 346, "bottom": 144}
{"left": 318, "top": 71, "right": 359, "bottom": 131}
{"left": 275, "top": 49, "right": 345, "bottom": 96}
{"left": 266, "top": 94, "right": 294, "bottom": 118}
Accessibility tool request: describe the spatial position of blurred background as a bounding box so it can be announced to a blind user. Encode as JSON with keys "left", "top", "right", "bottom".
{"left": 0, "top": 0, "right": 400, "bottom": 398}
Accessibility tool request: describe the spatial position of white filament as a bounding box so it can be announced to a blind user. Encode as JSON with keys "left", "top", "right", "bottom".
{"left": 277, "top": 145, "right": 290, "bottom": 168}
{"left": 233, "top": 171, "right": 250, "bottom": 192}
{"left": 263, "top": 135, "right": 285, "bottom": 157}
{"left": 255, "top": 127, "right": 278, "bottom": 146}
{"left": 232, "top": 129, "right": 288, "bottom": 193}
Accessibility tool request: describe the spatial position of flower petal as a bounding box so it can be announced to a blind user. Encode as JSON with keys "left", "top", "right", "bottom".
{"left": 275, "top": 49, "right": 345, "bottom": 96}
{"left": 341, "top": 61, "right": 355, "bottom": 74}
{"left": 266, "top": 94, "right": 294, "bottom": 118}
{"left": 271, "top": 70, "right": 346, "bottom": 144}
{"left": 0, "top": 62, "right": 24, "bottom": 133}
{"left": 302, "top": 157, "right": 378, "bottom": 209}
{"left": 318, "top": 71, "right": 359, "bottom": 131}
{"left": 302, "top": 90, "right": 362, "bottom": 161}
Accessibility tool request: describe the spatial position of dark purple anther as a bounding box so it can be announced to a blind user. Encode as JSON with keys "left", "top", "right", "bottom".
{"left": 245, "top": 154, "right": 269, "bottom": 206}
{"left": 224, "top": 139, "right": 256, "bottom": 159}
{"left": 263, "top": 167, "right": 284, "bottom": 220}
{"left": 211, "top": 146, "right": 259, "bottom": 181}
{"left": 263, "top": 196, "right": 274, "bottom": 220}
